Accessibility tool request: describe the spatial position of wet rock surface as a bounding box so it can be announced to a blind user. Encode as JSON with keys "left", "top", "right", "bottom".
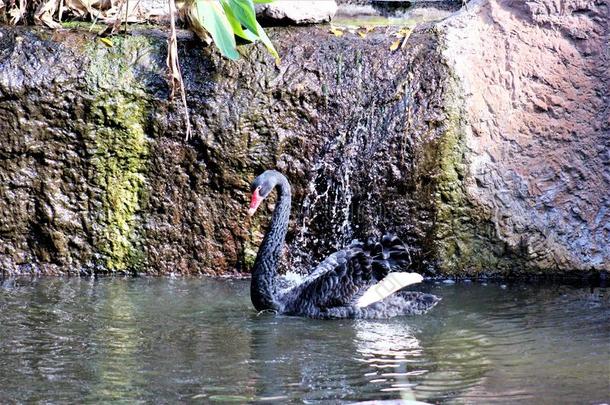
{"left": 0, "top": 26, "right": 444, "bottom": 275}
{"left": 0, "top": 0, "right": 607, "bottom": 277}
{"left": 441, "top": 0, "right": 609, "bottom": 273}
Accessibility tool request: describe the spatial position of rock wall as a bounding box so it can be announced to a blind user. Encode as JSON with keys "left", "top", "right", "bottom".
{"left": 0, "top": 0, "right": 607, "bottom": 277}
{"left": 441, "top": 0, "right": 609, "bottom": 273}
{"left": 0, "top": 26, "right": 447, "bottom": 275}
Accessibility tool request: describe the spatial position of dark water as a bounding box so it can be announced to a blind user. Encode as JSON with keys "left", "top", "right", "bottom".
{"left": 0, "top": 277, "right": 608, "bottom": 404}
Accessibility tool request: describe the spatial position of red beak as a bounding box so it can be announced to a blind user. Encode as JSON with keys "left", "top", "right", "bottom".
{"left": 248, "top": 188, "right": 263, "bottom": 216}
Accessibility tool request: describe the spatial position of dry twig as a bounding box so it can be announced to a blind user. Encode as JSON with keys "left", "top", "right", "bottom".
{"left": 167, "top": 0, "right": 192, "bottom": 140}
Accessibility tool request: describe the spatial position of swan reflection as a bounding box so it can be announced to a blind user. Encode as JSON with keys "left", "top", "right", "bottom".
{"left": 353, "top": 320, "right": 425, "bottom": 402}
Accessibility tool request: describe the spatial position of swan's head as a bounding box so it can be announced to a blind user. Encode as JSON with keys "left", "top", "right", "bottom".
{"left": 248, "top": 170, "right": 282, "bottom": 216}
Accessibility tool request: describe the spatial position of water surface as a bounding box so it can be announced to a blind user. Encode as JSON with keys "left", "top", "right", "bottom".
{"left": 333, "top": 3, "right": 454, "bottom": 27}
{"left": 0, "top": 277, "right": 608, "bottom": 404}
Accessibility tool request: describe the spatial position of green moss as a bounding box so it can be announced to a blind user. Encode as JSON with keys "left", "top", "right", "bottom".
{"left": 431, "top": 66, "right": 519, "bottom": 276}
{"left": 243, "top": 246, "right": 258, "bottom": 270}
{"left": 85, "top": 34, "right": 158, "bottom": 93}
{"left": 432, "top": 105, "right": 474, "bottom": 274}
{"left": 61, "top": 21, "right": 98, "bottom": 30}
{"left": 83, "top": 36, "right": 155, "bottom": 272}
{"left": 89, "top": 94, "right": 149, "bottom": 271}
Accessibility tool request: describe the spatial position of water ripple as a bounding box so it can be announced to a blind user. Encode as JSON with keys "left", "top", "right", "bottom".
{"left": 0, "top": 278, "right": 608, "bottom": 404}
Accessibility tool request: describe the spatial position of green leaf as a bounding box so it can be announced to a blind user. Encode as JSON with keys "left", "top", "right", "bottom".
{"left": 194, "top": 0, "right": 239, "bottom": 60}
{"left": 253, "top": 0, "right": 274, "bottom": 3}
{"left": 221, "top": 0, "right": 279, "bottom": 61}
{"left": 188, "top": 0, "right": 278, "bottom": 62}
{"left": 225, "top": 0, "right": 259, "bottom": 36}
{"left": 255, "top": 21, "right": 279, "bottom": 62}
{"left": 221, "top": 0, "right": 258, "bottom": 41}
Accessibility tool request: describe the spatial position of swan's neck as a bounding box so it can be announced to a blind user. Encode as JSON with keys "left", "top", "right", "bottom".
{"left": 251, "top": 179, "right": 291, "bottom": 312}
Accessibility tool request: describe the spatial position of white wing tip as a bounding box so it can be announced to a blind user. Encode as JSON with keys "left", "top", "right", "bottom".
{"left": 356, "top": 272, "right": 424, "bottom": 308}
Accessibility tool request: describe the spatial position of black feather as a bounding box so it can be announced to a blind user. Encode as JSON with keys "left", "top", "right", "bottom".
{"left": 249, "top": 170, "right": 440, "bottom": 319}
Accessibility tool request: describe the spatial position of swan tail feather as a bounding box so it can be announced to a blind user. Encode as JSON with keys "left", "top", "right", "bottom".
{"left": 356, "top": 272, "right": 423, "bottom": 308}
{"left": 367, "top": 234, "right": 412, "bottom": 274}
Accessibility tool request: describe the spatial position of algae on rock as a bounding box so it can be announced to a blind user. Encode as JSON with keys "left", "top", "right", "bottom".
{"left": 85, "top": 38, "right": 154, "bottom": 272}
{"left": 1, "top": 9, "right": 606, "bottom": 276}
{"left": 430, "top": 66, "right": 522, "bottom": 276}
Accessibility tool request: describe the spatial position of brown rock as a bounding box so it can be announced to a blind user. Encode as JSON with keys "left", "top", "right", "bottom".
{"left": 0, "top": 0, "right": 607, "bottom": 277}
{"left": 441, "top": 0, "right": 609, "bottom": 272}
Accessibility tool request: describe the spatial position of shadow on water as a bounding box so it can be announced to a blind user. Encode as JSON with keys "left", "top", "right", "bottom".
{"left": 0, "top": 277, "right": 608, "bottom": 403}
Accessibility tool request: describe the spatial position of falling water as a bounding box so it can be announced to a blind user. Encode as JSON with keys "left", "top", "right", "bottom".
{"left": 279, "top": 0, "right": 460, "bottom": 275}
{"left": 288, "top": 59, "right": 419, "bottom": 273}
{"left": 290, "top": 107, "right": 408, "bottom": 272}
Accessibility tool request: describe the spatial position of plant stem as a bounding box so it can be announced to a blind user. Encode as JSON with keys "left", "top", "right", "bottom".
{"left": 167, "top": 0, "right": 192, "bottom": 140}
{"left": 124, "top": 0, "right": 128, "bottom": 33}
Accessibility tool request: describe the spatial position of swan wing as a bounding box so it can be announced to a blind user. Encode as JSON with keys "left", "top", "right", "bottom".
{"left": 287, "top": 235, "right": 414, "bottom": 311}
{"left": 356, "top": 272, "right": 423, "bottom": 308}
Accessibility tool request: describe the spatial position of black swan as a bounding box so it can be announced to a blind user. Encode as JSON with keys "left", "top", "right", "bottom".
{"left": 247, "top": 170, "right": 440, "bottom": 319}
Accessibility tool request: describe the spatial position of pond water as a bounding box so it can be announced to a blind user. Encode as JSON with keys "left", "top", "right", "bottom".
{"left": 332, "top": 2, "right": 455, "bottom": 27}
{"left": 0, "top": 277, "right": 608, "bottom": 404}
